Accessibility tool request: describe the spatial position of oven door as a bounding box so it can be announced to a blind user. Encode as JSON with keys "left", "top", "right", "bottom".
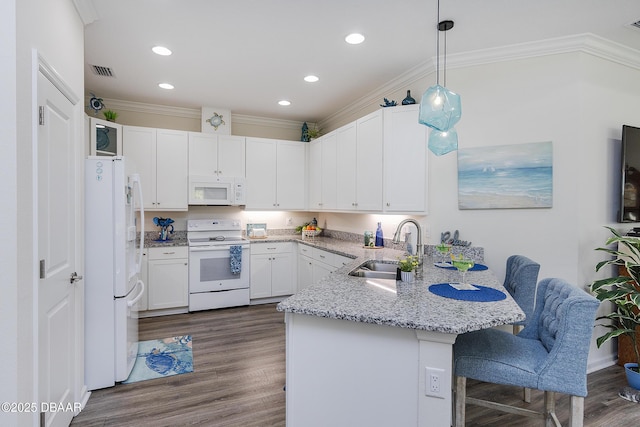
{"left": 188, "top": 245, "right": 250, "bottom": 292}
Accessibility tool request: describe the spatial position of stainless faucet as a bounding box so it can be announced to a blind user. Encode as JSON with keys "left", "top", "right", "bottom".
{"left": 392, "top": 219, "right": 423, "bottom": 265}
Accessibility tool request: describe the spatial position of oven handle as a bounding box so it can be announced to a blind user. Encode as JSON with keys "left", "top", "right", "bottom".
{"left": 189, "top": 245, "right": 249, "bottom": 252}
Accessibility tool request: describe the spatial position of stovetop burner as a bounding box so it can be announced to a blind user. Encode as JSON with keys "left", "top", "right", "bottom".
{"left": 187, "top": 218, "right": 247, "bottom": 247}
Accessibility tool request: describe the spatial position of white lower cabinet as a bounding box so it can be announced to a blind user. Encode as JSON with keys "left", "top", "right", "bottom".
{"left": 297, "top": 244, "right": 353, "bottom": 291}
{"left": 147, "top": 247, "right": 189, "bottom": 311}
{"left": 250, "top": 242, "right": 294, "bottom": 299}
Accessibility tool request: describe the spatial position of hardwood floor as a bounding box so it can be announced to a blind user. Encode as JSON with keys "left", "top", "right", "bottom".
{"left": 72, "top": 304, "right": 639, "bottom": 426}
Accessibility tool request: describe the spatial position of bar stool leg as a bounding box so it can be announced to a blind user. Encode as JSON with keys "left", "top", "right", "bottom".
{"left": 454, "top": 376, "right": 466, "bottom": 427}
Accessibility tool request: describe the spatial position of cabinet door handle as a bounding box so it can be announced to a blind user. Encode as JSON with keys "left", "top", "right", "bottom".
{"left": 386, "top": 202, "right": 390, "bottom": 207}
{"left": 163, "top": 251, "right": 175, "bottom": 255}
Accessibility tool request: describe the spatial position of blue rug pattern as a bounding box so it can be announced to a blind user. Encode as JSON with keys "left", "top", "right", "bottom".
{"left": 123, "top": 335, "right": 193, "bottom": 384}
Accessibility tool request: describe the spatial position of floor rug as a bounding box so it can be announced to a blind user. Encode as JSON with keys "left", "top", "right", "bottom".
{"left": 122, "top": 335, "right": 193, "bottom": 384}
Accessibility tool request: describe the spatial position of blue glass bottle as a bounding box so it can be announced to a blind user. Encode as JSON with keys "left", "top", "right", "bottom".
{"left": 375, "top": 222, "right": 384, "bottom": 247}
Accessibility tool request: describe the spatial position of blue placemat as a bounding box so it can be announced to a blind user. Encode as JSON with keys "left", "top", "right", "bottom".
{"left": 434, "top": 262, "right": 488, "bottom": 271}
{"left": 428, "top": 283, "right": 506, "bottom": 302}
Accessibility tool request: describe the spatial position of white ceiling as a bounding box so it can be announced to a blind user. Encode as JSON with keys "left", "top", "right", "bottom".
{"left": 83, "top": 0, "right": 640, "bottom": 123}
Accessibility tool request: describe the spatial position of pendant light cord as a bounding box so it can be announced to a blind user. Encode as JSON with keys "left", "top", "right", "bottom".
{"left": 443, "top": 25, "right": 447, "bottom": 87}
{"left": 436, "top": 0, "right": 440, "bottom": 86}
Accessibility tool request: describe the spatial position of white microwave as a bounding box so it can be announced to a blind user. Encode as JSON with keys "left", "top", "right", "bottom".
{"left": 188, "top": 176, "right": 246, "bottom": 206}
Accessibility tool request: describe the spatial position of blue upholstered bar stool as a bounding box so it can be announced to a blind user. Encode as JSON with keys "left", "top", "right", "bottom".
{"left": 453, "top": 278, "right": 599, "bottom": 427}
{"left": 504, "top": 255, "right": 541, "bottom": 333}
{"left": 503, "top": 255, "right": 541, "bottom": 402}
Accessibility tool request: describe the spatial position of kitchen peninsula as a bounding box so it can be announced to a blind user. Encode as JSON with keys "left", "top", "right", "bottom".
{"left": 277, "top": 243, "right": 525, "bottom": 427}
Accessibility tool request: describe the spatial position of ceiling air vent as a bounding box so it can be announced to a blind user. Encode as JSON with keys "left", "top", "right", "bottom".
{"left": 90, "top": 64, "right": 115, "bottom": 78}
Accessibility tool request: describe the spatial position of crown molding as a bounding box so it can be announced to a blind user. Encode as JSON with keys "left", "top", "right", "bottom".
{"left": 91, "top": 34, "right": 640, "bottom": 131}
{"left": 72, "top": 0, "right": 99, "bottom": 26}
{"left": 319, "top": 59, "right": 435, "bottom": 128}
{"left": 87, "top": 97, "right": 305, "bottom": 130}
{"left": 320, "top": 33, "right": 640, "bottom": 128}
{"left": 444, "top": 33, "right": 640, "bottom": 70}
{"left": 232, "top": 114, "right": 305, "bottom": 131}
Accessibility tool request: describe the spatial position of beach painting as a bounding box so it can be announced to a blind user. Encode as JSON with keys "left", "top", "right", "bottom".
{"left": 458, "top": 141, "right": 553, "bottom": 209}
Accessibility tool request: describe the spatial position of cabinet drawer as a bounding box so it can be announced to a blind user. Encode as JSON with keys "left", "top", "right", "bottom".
{"left": 312, "top": 247, "right": 335, "bottom": 266}
{"left": 333, "top": 253, "right": 354, "bottom": 269}
{"left": 298, "top": 244, "right": 313, "bottom": 257}
{"left": 148, "top": 246, "right": 188, "bottom": 260}
{"left": 251, "top": 242, "right": 292, "bottom": 255}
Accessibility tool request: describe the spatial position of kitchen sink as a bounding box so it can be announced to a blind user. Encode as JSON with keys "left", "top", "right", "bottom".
{"left": 348, "top": 260, "right": 398, "bottom": 279}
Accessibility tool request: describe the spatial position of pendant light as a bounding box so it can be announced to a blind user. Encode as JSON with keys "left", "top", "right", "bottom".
{"left": 419, "top": 0, "right": 461, "bottom": 156}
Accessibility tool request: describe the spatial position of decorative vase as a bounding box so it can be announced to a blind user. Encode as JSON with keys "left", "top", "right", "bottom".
{"left": 625, "top": 363, "right": 640, "bottom": 390}
{"left": 402, "top": 90, "right": 416, "bottom": 105}
{"left": 400, "top": 271, "right": 414, "bottom": 283}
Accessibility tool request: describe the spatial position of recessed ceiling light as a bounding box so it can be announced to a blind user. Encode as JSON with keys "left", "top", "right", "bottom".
{"left": 304, "top": 75, "right": 319, "bottom": 83}
{"left": 158, "top": 83, "right": 174, "bottom": 90}
{"left": 278, "top": 100, "right": 291, "bottom": 106}
{"left": 152, "top": 46, "right": 172, "bottom": 56}
{"left": 345, "top": 33, "right": 365, "bottom": 45}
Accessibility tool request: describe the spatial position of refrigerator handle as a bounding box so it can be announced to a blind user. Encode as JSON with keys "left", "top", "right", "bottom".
{"left": 131, "top": 173, "right": 145, "bottom": 273}
{"left": 128, "top": 280, "right": 146, "bottom": 307}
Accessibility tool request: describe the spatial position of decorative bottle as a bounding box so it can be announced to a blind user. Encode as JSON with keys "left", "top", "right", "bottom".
{"left": 402, "top": 90, "right": 416, "bottom": 105}
{"left": 375, "top": 222, "right": 384, "bottom": 247}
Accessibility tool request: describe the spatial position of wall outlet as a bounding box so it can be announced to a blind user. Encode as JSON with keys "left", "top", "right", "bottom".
{"left": 286, "top": 217, "right": 293, "bottom": 226}
{"left": 425, "top": 367, "right": 446, "bottom": 399}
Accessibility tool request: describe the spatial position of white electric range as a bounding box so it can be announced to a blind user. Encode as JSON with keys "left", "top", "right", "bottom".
{"left": 187, "top": 219, "right": 250, "bottom": 311}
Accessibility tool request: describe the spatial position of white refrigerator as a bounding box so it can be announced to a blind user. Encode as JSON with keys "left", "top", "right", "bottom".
{"left": 85, "top": 156, "right": 146, "bottom": 390}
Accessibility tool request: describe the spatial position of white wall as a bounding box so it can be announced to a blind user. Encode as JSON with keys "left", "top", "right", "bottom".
{"left": 142, "top": 206, "right": 317, "bottom": 235}
{"left": 102, "top": 38, "right": 640, "bottom": 370}
{"left": 320, "top": 47, "right": 640, "bottom": 369}
{"left": 1, "top": 1, "right": 18, "bottom": 424}
{"left": 10, "top": 0, "right": 85, "bottom": 425}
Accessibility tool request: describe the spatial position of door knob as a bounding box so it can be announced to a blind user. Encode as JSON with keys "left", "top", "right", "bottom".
{"left": 70, "top": 272, "right": 83, "bottom": 284}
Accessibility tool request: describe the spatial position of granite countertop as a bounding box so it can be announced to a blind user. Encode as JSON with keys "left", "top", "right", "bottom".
{"left": 275, "top": 237, "right": 525, "bottom": 335}
{"left": 144, "top": 231, "right": 188, "bottom": 248}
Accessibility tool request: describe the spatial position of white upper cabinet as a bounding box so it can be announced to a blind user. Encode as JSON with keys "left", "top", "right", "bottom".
{"left": 310, "top": 106, "right": 427, "bottom": 214}
{"left": 276, "top": 140, "right": 306, "bottom": 210}
{"left": 89, "top": 117, "right": 122, "bottom": 157}
{"left": 308, "top": 132, "right": 337, "bottom": 211}
{"left": 383, "top": 104, "right": 428, "bottom": 213}
{"left": 335, "top": 111, "right": 383, "bottom": 211}
{"left": 188, "top": 132, "right": 246, "bottom": 177}
{"left": 123, "top": 126, "right": 188, "bottom": 211}
{"left": 336, "top": 122, "right": 358, "bottom": 210}
{"left": 308, "top": 138, "right": 323, "bottom": 210}
{"left": 320, "top": 132, "right": 337, "bottom": 210}
{"left": 245, "top": 138, "right": 306, "bottom": 210}
{"left": 355, "top": 109, "right": 383, "bottom": 211}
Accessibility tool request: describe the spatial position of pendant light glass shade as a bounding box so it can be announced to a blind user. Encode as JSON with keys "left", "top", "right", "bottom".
{"left": 428, "top": 127, "right": 458, "bottom": 156}
{"left": 418, "top": 84, "right": 461, "bottom": 132}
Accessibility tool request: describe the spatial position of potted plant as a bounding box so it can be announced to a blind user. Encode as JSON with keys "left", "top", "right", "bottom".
{"left": 590, "top": 226, "right": 640, "bottom": 389}
{"left": 103, "top": 109, "right": 118, "bottom": 122}
{"left": 307, "top": 126, "right": 322, "bottom": 140}
{"left": 398, "top": 255, "right": 419, "bottom": 282}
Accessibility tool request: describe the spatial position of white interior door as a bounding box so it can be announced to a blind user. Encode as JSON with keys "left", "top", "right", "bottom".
{"left": 37, "top": 70, "right": 78, "bottom": 427}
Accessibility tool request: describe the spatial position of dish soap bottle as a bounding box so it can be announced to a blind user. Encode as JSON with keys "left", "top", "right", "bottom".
{"left": 375, "top": 222, "right": 384, "bottom": 247}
